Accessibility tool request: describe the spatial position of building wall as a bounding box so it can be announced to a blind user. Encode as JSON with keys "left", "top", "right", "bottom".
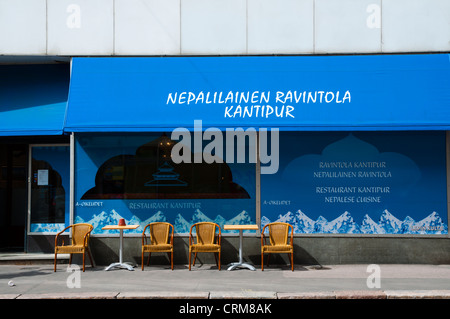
{"left": 1, "top": 0, "right": 450, "bottom": 264}
{"left": 0, "top": 0, "right": 449, "bottom": 56}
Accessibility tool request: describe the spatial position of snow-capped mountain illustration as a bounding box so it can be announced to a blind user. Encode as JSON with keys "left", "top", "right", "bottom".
{"left": 260, "top": 216, "right": 271, "bottom": 228}
{"left": 324, "top": 211, "right": 360, "bottom": 233}
{"left": 30, "top": 223, "right": 65, "bottom": 233}
{"left": 360, "top": 214, "right": 384, "bottom": 234}
{"left": 174, "top": 213, "right": 190, "bottom": 233}
{"left": 139, "top": 211, "right": 167, "bottom": 229}
{"left": 313, "top": 216, "right": 328, "bottom": 233}
{"left": 411, "top": 211, "right": 448, "bottom": 234}
{"left": 77, "top": 208, "right": 257, "bottom": 234}
{"left": 223, "top": 210, "right": 254, "bottom": 233}
{"left": 378, "top": 209, "right": 402, "bottom": 234}
{"left": 75, "top": 209, "right": 125, "bottom": 234}
{"left": 262, "top": 210, "right": 316, "bottom": 233}
{"left": 75, "top": 207, "right": 447, "bottom": 235}
{"left": 265, "top": 209, "right": 448, "bottom": 234}
{"left": 191, "top": 209, "right": 213, "bottom": 224}
{"left": 214, "top": 215, "right": 227, "bottom": 228}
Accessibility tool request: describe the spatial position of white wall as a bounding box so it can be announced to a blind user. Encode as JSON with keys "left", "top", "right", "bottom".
{"left": 0, "top": 0, "right": 449, "bottom": 56}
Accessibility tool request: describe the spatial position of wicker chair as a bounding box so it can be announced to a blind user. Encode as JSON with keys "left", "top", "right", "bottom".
{"left": 261, "top": 222, "right": 294, "bottom": 271}
{"left": 189, "top": 222, "right": 221, "bottom": 270}
{"left": 54, "top": 223, "right": 94, "bottom": 272}
{"left": 141, "top": 222, "right": 174, "bottom": 270}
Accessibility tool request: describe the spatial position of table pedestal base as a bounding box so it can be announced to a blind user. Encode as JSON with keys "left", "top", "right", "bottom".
{"left": 105, "top": 262, "right": 135, "bottom": 271}
{"left": 227, "top": 262, "right": 256, "bottom": 271}
{"left": 104, "top": 229, "right": 136, "bottom": 271}
{"left": 227, "top": 229, "right": 256, "bottom": 271}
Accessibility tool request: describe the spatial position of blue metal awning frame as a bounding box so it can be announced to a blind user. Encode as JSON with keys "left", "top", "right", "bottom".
{"left": 65, "top": 54, "right": 450, "bottom": 133}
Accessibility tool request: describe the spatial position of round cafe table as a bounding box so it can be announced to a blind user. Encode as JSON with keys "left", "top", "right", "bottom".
{"left": 102, "top": 224, "right": 139, "bottom": 271}
{"left": 223, "top": 224, "right": 259, "bottom": 271}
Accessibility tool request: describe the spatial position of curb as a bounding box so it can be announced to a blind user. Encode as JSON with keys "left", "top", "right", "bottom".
{"left": 277, "top": 292, "right": 337, "bottom": 299}
{"left": 3, "top": 290, "right": 450, "bottom": 299}
{"left": 384, "top": 290, "right": 450, "bottom": 299}
{"left": 209, "top": 291, "right": 277, "bottom": 299}
{"left": 16, "top": 292, "right": 119, "bottom": 299}
{"left": 117, "top": 291, "right": 210, "bottom": 299}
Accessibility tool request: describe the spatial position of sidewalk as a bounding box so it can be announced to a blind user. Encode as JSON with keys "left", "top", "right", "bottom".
{"left": 1, "top": 262, "right": 450, "bottom": 299}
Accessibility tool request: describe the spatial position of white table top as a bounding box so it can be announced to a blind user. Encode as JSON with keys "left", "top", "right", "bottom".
{"left": 223, "top": 224, "right": 258, "bottom": 230}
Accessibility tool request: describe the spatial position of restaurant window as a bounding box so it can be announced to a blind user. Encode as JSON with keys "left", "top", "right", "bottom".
{"left": 74, "top": 133, "right": 256, "bottom": 234}
{"left": 261, "top": 131, "right": 448, "bottom": 235}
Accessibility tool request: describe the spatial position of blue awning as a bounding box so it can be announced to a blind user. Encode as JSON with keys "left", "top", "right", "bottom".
{"left": 65, "top": 54, "right": 450, "bottom": 132}
{"left": 0, "top": 64, "right": 70, "bottom": 136}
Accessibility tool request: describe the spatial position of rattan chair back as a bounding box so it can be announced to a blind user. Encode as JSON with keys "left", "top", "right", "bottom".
{"left": 268, "top": 223, "right": 289, "bottom": 246}
{"left": 195, "top": 222, "right": 218, "bottom": 245}
{"left": 72, "top": 223, "right": 93, "bottom": 246}
{"left": 149, "top": 222, "right": 171, "bottom": 245}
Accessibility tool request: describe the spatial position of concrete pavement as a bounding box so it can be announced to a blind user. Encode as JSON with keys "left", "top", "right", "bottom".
{"left": 1, "top": 262, "right": 450, "bottom": 299}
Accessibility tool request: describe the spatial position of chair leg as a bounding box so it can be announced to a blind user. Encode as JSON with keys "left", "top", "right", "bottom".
{"left": 267, "top": 254, "right": 271, "bottom": 267}
{"left": 69, "top": 253, "right": 73, "bottom": 266}
{"left": 189, "top": 251, "right": 192, "bottom": 271}
{"left": 193, "top": 252, "right": 198, "bottom": 266}
{"left": 290, "top": 253, "right": 294, "bottom": 271}
{"left": 141, "top": 251, "right": 144, "bottom": 271}
{"left": 147, "top": 253, "right": 151, "bottom": 266}
{"left": 261, "top": 253, "right": 264, "bottom": 271}
{"left": 168, "top": 252, "right": 173, "bottom": 271}
{"left": 54, "top": 252, "right": 57, "bottom": 272}
{"left": 218, "top": 251, "right": 221, "bottom": 271}
{"left": 82, "top": 251, "right": 86, "bottom": 272}
{"left": 214, "top": 252, "right": 218, "bottom": 268}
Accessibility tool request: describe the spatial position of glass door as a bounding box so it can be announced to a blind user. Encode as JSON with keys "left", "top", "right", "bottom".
{"left": 29, "top": 145, "right": 70, "bottom": 234}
